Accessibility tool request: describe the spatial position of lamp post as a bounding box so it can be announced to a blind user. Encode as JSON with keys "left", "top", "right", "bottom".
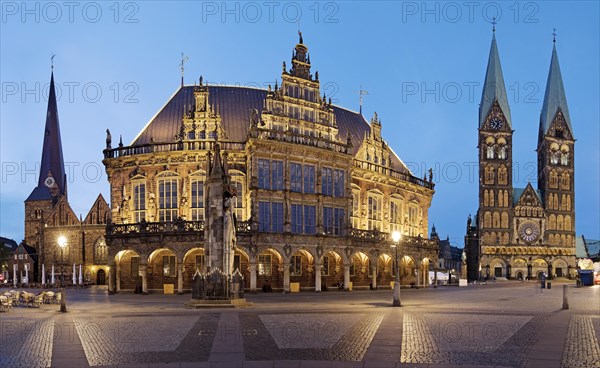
{"left": 57, "top": 236, "right": 67, "bottom": 313}
{"left": 391, "top": 231, "right": 401, "bottom": 307}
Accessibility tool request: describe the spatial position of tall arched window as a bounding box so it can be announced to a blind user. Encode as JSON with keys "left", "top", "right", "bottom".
{"left": 501, "top": 212, "right": 508, "bottom": 228}
{"left": 492, "top": 212, "right": 500, "bottom": 228}
{"left": 190, "top": 178, "right": 204, "bottom": 221}
{"left": 351, "top": 186, "right": 361, "bottom": 229}
{"left": 231, "top": 178, "right": 245, "bottom": 221}
{"left": 157, "top": 172, "right": 179, "bottom": 222}
{"left": 560, "top": 172, "right": 570, "bottom": 190}
{"left": 549, "top": 170, "right": 558, "bottom": 188}
{"left": 367, "top": 192, "right": 383, "bottom": 231}
{"left": 485, "top": 165, "right": 495, "bottom": 184}
{"left": 94, "top": 237, "right": 108, "bottom": 264}
{"left": 498, "top": 165, "right": 507, "bottom": 185}
{"left": 484, "top": 211, "right": 492, "bottom": 228}
{"left": 132, "top": 178, "right": 146, "bottom": 222}
{"left": 389, "top": 196, "right": 403, "bottom": 233}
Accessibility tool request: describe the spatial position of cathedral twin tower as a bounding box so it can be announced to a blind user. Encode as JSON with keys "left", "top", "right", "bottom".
{"left": 473, "top": 29, "right": 576, "bottom": 280}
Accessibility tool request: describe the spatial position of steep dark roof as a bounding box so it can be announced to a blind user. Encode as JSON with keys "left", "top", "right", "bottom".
{"left": 540, "top": 44, "right": 573, "bottom": 137}
{"left": 512, "top": 186, "right": 543, "bottom": 207}
{"left": 131, "top": 85, "right": 407, "bottom": 171}
{"left": 27, "top": 71, "right": 66, "bottom": 202}
{"left": 25, "top": 185, "right": 52, "bottom": 201}
{"left": 0, "top": 237, "right": 18, "bottom": 252}
{"left": 16, "top": 242, "right": 38, "bottom": 263}
{"left": 480, "top": 33, "right": 511, "bottom": 128}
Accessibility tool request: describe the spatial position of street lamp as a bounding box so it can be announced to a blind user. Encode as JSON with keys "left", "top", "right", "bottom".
{"left": 57, "top": 236, "right": 67, "bottom": 313}
{"left": 391, "top": 230, "right": 401, "bottom": 307}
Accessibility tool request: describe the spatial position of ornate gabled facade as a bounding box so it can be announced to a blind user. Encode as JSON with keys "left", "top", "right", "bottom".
{"left": 468, "top": 30, "right": 576, "bottom": 281}
{"left": 102, "top": 34, "right": 437, "bottom": 294}
{"left": 23, "top": 71, "right": 111, "bottom": 285}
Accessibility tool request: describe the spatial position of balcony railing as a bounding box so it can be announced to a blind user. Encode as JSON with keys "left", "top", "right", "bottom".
{"left": 106, "top": 220, "right": 436, "bottom": 248}
{"left": 106, "top": 220, "right": 205, "bottom": 237}
{"left": 249, "top": 127, "right": 351, "bottom": 154}
{"left": 103, "top": 140, "right": 246, "bottom": 159}
{"left": 353, "top": 160, "right": 435, "bottom": 189}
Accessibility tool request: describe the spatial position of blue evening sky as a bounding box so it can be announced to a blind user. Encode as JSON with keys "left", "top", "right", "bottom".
{"left": 1, "top": 1, "right": 598, "bottom": 245}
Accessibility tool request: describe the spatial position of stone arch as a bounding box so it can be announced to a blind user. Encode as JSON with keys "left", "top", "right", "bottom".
{"left": 564, "top": 215, "right": 572, "bottom": 231}
{"left": 349, "top": 251, "right": 371, "bottom": 288}
{"left": 256, "top": 247, "right": 283, "bottom": 291}
{"left": 114, "top": 249, "right": 141, "bottom": 291}
{"left": 147, "top": 248, "right": 178, "bottom": 291}
{"left": 501, "top": 212, "right": 509, "bottom": 228}
{"left": 532, "top": 258, "right": 548, "bottom": 279}
{"left": 492, "top": 212, "right": 500, "bottom": 228}
{"left": 288, "top": 248, "right": 316, "bottom": 289}
{"left": 489, "top": 258, "right": 507, "bottom": 278}
{"left": 484, "top": 211, "right": 492, "bottom": 228}
{"left": 321, "top": 250, "right": 343, "bottom": 288}
{"left": 93, "top": 236, "right": 108, "bottom": 265}
{"left": 511, "top": 258, "right": 527, "bottom": 279}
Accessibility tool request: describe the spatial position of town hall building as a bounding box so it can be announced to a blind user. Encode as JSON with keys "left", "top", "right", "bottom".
{"left": 23, "top": 33, "right": 438, "bottom": 292}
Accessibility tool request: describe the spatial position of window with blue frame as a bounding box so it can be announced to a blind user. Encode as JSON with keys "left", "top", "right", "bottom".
{"left": 334, "top": 169, "right": 345, "bottom": 197}
{"left": 322, "top": 167, "right": 333, "bottom": 195}
{"left": 303, "top": 205, "right": 316, "bottom": 234}
{"left": 258, "top": 159, "right": 270, "bottom": 189}
{"left": 259, "top": 201, "right": 284, "bottom": 233}
{"left": 290, "top": 163, "right": 302, "bottom": 192}
{"left": 323, "top": 207, "right": 333, "bottom": 234}
{"left": 304, "top": 165, "right": 315, "bottom": 193}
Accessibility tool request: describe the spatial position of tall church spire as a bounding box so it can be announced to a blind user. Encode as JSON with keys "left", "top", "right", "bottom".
{"left": 32, "top": 70, "right": 67, "bottom": 200}
{"left": 539, "top": 39, "right": 573, "bottom": 138}
{"left": 479, "top": 31, "right": 512, "bottom": 128}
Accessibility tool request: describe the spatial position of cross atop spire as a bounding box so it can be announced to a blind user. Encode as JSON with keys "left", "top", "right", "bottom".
{"left": 553, "top": 27, "right": 557, "bottom": 43}
{"left": 51, "top": 54, "right": 55, "bottom": 70}
{"left": 492, "top": 17, "right": 496, "bottom": 33}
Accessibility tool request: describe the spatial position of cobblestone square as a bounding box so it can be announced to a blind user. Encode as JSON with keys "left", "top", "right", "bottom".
{"left": 0, "top": 283, "right": 598, "bottom": 367}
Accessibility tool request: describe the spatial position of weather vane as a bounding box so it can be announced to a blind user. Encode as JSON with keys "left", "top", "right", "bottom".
{"left": 51, "top": 54, "right": 55, "bottom": 70}
{"left": 180, "top": 52, "right": 189, "bottom": 87}
{"left": 492, "top": 17, "right": 496, "bottom": 33}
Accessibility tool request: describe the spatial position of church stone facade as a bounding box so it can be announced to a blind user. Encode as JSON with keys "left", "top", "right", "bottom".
{"left": 101, "top": 34, "right": 438, "bottom": 293}
{"left": 467, "top": 31, "right": 576, "bottom": 281}
{"left": 24, "top": 72, "right": 111, "bottom": 286}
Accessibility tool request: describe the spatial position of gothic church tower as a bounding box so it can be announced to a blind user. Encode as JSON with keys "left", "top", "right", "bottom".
{"left": 477, "top": 28, "right": 514, "bottom": 249}
{"left": 537, "top": 39, "right": 576, "bottom": 248}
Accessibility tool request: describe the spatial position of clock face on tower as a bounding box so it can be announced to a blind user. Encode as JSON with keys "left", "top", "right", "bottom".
{"left": 490, "top": 118, "right": 503, "bottom": 130}
{"left": 518, "top": 221, "right": 541, "bottom": 243}
{"left": 44, "top": 177, "right": 55, "bottom": 188}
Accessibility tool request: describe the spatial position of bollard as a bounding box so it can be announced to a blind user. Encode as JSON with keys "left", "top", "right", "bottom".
{"left": 60, "top": 288, "right": 67, "bottom": 313}
{"left": 562, "top": 285, "right": 569, "bottom": 310}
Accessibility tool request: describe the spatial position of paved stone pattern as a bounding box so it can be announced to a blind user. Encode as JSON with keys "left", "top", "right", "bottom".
{"left": 241, "top": 312, "right": 383, "bottom": 361}
{"left": 259, "top": 313, "right": 363, "bottom": 349}
{"left": 562, "top": 315, "right": 600, "bottom": 368}
{"left": 0, "top": 316, "right": 54, "bottom": 368}
{"left": 74, "top": 313, "right": 219, "bottom": 366}
{"left": 402, "top": 312, "right": 546, "bottom": 367}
